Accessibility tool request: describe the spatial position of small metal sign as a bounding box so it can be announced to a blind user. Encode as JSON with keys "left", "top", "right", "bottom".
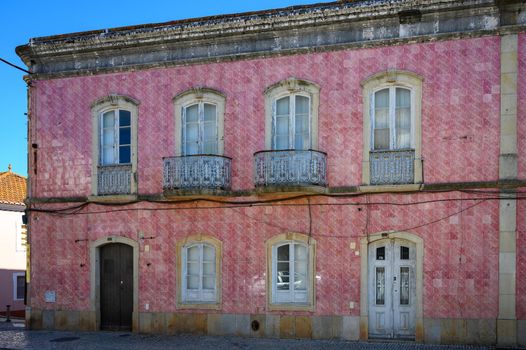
{"left": 44, "top": 290, "right": 56, "bottom": 303}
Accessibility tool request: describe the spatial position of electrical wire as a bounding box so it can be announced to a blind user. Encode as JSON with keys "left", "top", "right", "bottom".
{"left": 0, "top": 57, "right": 31, "bottom": 74}
{"left": 28, "top": 192, "right": 524, "bottom": 216}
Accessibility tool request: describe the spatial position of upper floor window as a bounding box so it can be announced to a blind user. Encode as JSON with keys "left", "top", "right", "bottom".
{"left": 174, "top": 88, "right": 226, "bottom": 156}
{"left": 101, "top": 109, "right": 131, "bottom": 164}
{"left": 176, "top": 235, "right": 222, "bottom": 308}
{"left": 273, "top": 94, "right": 310, "bottom": 150}
{"left": 361, "top": 71, "right": 423, "bottom": 186}
{"left": 266, "top": 233, "right": 316, "bottom": 311}
{"left": 372, "top": 87, "right": 411, "bottom": 151}
{"left": 182, "top": 102, "right": 218, "bottom": 155}
{"left": 91, "top": 95, "right": 139, "bottom": 196}
{"left": 264, "top": 78, "right": 320, "bottom": 151}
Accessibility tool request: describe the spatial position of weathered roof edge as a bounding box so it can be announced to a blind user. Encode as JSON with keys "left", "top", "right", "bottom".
{"left": 15, "top": 0, "right": 526, "bottom": 78}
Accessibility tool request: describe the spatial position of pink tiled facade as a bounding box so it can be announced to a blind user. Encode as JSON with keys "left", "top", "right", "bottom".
{"left": 21, "top": 1, "right": 526, "bottom": 341}
{"left": 31, "top": 37, "right": 500, "bottom": 198}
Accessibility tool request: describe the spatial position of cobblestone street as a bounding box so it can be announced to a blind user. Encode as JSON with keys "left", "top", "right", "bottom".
{"left": 0, "top": 319, "right": 499, "bottom": 350}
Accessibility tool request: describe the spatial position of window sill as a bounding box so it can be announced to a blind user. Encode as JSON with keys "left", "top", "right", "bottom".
{"left": 88, "top": 194, "right": 137, "bottom": 203}
{"left": 359, "top": 184, "right": 422, "bottom": 193}
{"left": 267, "top": 302, "right": 315, "bottom": 312}
{"left": 176, "top": 302, "right": 221, "bottom": 310}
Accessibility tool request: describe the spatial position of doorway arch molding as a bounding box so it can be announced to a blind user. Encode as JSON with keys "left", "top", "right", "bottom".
{"left": 359, "top": 231, "right": 424, "bottom": 342}
{"left": 90, "top": 236, "right": 139, "bottom": 331}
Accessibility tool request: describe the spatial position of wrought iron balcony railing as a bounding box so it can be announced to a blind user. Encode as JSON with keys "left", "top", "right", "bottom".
{"left": 98, "top": 164, "right": 132, "bottom": 195}
{"left": 254, "top": 149, "right": 327, "bottom": 188}
{"left": 163, "top": 155, "right": 232, "bottom": 191}
{"left": 370, "top": 149, "right": 415, "bottom": 185}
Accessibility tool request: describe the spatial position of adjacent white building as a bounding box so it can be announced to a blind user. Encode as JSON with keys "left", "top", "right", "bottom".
{"left": 0, "top": 165, "right": 26, "bottom": 316}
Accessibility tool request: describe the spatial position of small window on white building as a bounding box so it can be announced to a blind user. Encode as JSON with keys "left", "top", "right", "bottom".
{"left": 15, "top": 222, "right": 27, "bottom": 252}
{"left": 13, "top": 273, "right": 25, "bottom": 300}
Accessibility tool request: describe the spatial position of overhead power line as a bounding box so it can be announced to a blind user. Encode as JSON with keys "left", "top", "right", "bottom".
{"left": 0, "top": 58, "right": 31, "bottom": 74}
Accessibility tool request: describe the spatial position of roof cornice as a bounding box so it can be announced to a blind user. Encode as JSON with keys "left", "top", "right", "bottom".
{"left": 15, "top": 0, "right": 525, "bottom": 79}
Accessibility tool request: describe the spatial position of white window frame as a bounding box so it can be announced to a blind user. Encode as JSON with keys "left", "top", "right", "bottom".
{"left": 181, "top": 101, "right": 219, "bottom": 155}
{"left": 90, "top": 94, "right": 140, "bottom": 196}
{"left": 271, "top": 93, "right": 312, "bottom": 150}
{"left": 13, "top": 272, "right": 25, "bottom": 301}
{"left": 272, "top": 241, "right": 308, "bottom": 304}
{"left": 361, "top": 70, "right": 423, "bottom": 186}
{"left": 370, "top": 86, "right": 414, "bottom": 151}
{"left": 173, "top": 88, "right": 226, "bottom": 157}
{"left": 264, "top": 78, "right": 320, "bottom": 150}
{"left": 176, "top": 234, "right": 222, "bottom": 309}
{"left": 181, "top": 243, "right": 216, "bottom": 303}
{"left": 266, "top": 233, "right": 316, "bottom": 311}
{"left": 99, "top": 108, "right": 133, "bottom": 165}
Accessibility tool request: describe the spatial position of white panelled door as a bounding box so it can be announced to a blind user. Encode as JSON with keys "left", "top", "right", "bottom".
{"left": 368, "top": 239, "right": 416, "bottom": 340}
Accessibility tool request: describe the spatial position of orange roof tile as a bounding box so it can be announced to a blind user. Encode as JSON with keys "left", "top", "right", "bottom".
{"left": 0, "top": 165, "right": 27, "bottom": 206}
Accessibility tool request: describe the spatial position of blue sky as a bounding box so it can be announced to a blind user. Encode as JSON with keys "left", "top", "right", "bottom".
{"left": 0, "top": 0, "right": 325, "bottom": 176}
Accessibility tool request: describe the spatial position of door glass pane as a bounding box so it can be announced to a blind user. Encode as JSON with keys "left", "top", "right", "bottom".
{"left": 185, "top": 104, "right": 199, "bottom": 122}
{"left": 184, "top": 142, "right": 198, "bottom": 156}
{"left": 395, "top": 88, "right": 411, "bottom": 149}
{"left": 277, "top": 245, "right": 290, "bottom": 290}
{"left": 203, "top": 142, "right": 217, "bottom": 154}
{"left": 203, "top": 103, "right": 216, "bottom": 122}
{"left": 400, "top": 267, "right": 410, "bottom": 305}
{"left": 119, "top": 127, "right": 131, "bottom": 145}
{"left": 187, "top": 246, "right": 199, "bottom": 261}
{"left": 203, "top": 276, "right": 215, "bottom": 290}
{"left": 295, "top": 95, "right": 309, "bottom": 114}
{"left": 374, "top": 89, "right": 390, "bottom": 150}
{"left": 187, "top": 261, "right": 199, "bottom": 275}
{"left": 203, "top": 261, "right": 215, "bottom": 275}
{"left": 276, "top": 97, "right": 289, "bottom": 115}
{"left": 275, "top": 135, "right": 288, "bottom": 150}
{"left": 187, "top": 276, "right": 199, "bottom": 289}
{"left": 294, "top": 254, "right": 307, "bottom": 291}
{"left": 294, "top": 244, "right": 307, "bottom": 260}
{"left": 376, "top": 246, "right": 385, "bottom": 260}
{"left": 203, "top": 245, "right": 215, "bottom": 261}
{"left": 400, "top": 246, "right": 409, "bottom": 260}
{"left": 186, "top": 123, "right": 198, "bottom": 142}
{"left": 102, "top": 146, "right": 114, "bottom": 165}
{"left": 203, "top": 123, "right": 217, "bottom": 140}
{"left": 103, "top": 111, "right": 115, "bottom": 127}
{"left": 119, "top": 145, "right": 131, "bottom": 164}
{"left": 278, "top": 244, "right": 289, "bottom": 260}
{"left": 376, "top": 267, "right": 385, "bottom": 305}
{"left": 102, "top": 129, "right": 114, "bottom": 146}
{"left": 119, "top": 110, "right": 131, "bottom": 126}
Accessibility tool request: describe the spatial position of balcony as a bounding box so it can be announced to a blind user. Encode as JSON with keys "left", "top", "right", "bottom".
{"left": 163, "top": 155, "right": 232, "bottom": 192}
{"left": 98, "top": 164, "right": 132, "bottom": 195}
{"left": 254, "top": 150, "right": 327, "bottom": 189}
{"left": 370, "top": 149, "right": 415, "bottom": 185}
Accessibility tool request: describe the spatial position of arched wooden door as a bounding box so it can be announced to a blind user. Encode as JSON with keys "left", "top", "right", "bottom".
{"left": 100, "top": 243, "right": 133, "bottom": 331}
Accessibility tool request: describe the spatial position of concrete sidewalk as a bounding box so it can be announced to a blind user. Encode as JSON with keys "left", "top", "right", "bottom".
{"left": 0, "top": 320, "right": 497, "bottom": 350}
